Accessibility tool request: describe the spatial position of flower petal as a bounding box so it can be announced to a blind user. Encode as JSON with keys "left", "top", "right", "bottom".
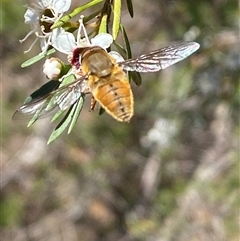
{"left": 24, "top": 8, "right": 39, "bottom": 24}
{"left": 91, "top": 33, "right": 113, "bottom": 49}
{"left": 109, "top": 51, "right": 125, "bottom": 63}
{"left": 40, "top": 39, "right": 48, "bottom": 52}
{"left": 52, "top": 28, "right": 76, "bottom": 54}
{"left": 53, "top": 0, "right": 72, "bottom": 13}
{"left": 40, "top": 0, "right": 52, "bottom": 8}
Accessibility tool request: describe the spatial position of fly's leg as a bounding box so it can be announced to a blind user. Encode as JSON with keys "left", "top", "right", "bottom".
{"left": 90, "top": 96, "right": 97, "bottom": 111}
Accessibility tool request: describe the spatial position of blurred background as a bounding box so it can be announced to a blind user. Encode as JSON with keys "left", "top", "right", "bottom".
{"left": 1, "top": 0, "right": 239, "bottom": 240}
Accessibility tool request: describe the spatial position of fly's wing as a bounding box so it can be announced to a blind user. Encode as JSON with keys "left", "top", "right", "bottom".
{"left": 23, "top": 80, "right": 61, "bottom": 105}
{"left": 118, "top": 42, "right": 200, "bottom": 72}
{"left": 12, "top": 80, "right": 61, "bottom": 121}
{"left": 12, "top": 76, "right": 88, "bottom": 121}
{"left": 55, "top": 77, "right": 89, "bottom": 111}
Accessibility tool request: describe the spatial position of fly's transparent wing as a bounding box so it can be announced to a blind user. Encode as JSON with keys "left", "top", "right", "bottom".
{"left": 12, "top": 80, "right": 61, "bottom": 121}
{"left": 13, "top": 94, "right": 54, "bottom": 121}
{"left": 56, "top": 79, "right": 89, "bottom": 110}
{"left": 12, "top": 76, "right": 88, "bottom": 121}
{"left": 118, "top": 42, "right": 200, "bottom": 72}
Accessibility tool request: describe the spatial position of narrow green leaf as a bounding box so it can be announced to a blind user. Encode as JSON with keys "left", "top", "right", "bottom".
{"left": 99, "top": 106, "right": 105, "bottom": 115}
{"left": 45, "top": 95, "right": 58, "bottom": 112}
{"left": 49, "top": 73, "right": 76, "bottom": 121}
{"left": 51, "top": 0, "right": 104, "bottom": 29}
{"left": 24, "top": 80, "right": 60, "bottom": 104}
{"left": 85, "top": 9, "right": 102, "bottom": 24}
{"left": 128, "top": 71, "right": 142, "bottom": 86}
{"left": 47, "top": 104, "right": 76, "bottom": 144}
{"left": 99, "top": 14, "right": 108, "bottom": 33}
{"left": 60, "top": 74, "right": 76, "bottom": 87}
{"left": 51, "top": 109, "right": 66, "bottom": 122}
{"left": 113, "top": 41, "right": 127, "bottom": 58}
{"left": 119, "top": 25, "right": 140, "bottom": 85}
{"left": 61, "top": 21, "right": 79, "bottom": 32}
{"left": 21, "top": 48, "right": 56, "bottom": 68}
{"left": 112, "top": 0, "right": 121, "bottom": 40}
{"left": 27, "top": 100, "right": 49, "bottom": 127}
{"left": 59, "top": 10, "right": 102, "bottom": 33}
{"left": 50, "top": 74, "right": 76, "bottom": 122}
{"left": 126, "top": 0, "right": 134, "bottom": 17}
{"left": 27, "top": 113, "right": 39, "bottom": 127}
{"left": 68, "top": 96, "right": 84, "bottom": 134}
{"left": 120, "top": 24, "right": 132, "bottom": 59}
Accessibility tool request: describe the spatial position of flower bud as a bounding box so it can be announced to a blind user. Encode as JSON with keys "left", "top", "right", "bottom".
{"left": 43, "top": 58, "right": 63, "bottom": 80}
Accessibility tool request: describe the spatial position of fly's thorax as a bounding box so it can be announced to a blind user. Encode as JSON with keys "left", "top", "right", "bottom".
{"left": 87, "top": 63, "right": 127, "bottom": 91}
{"left": 81, "top": 47, "right": 115, "bottom": 77}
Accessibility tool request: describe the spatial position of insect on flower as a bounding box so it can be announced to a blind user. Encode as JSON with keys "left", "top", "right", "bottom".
{"left": 13, "top": 18, "right": 200, "bottom": 124}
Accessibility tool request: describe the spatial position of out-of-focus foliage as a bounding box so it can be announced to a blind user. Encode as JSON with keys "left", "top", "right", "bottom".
{"left": 1, "top": 0, "right": 239, "bottom": 241}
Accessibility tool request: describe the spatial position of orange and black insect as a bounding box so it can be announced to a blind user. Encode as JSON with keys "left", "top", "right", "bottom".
{"left": 13, "top": 42, "right": 200, "bottom": 122}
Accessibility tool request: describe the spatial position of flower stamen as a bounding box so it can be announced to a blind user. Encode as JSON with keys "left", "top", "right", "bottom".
{"left": 23, "top": 37, "right": 39, "bottom": 53}
{"left": 77, "top": 15, "right": 91, "bottom": 46}
{"left": 20, "top": 29, "right": 36, "bottom": 43}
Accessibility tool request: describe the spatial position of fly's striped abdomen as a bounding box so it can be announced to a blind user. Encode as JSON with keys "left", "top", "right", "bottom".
{"left": 94, "top": 78, "right": 133, "bottom": 122}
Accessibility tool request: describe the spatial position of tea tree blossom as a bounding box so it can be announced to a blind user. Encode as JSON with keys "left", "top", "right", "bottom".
{"left": 20, "top": 0, "right": 71, "bottom": 54}
{"left": 51, "top": 16, "right": 113, "bottom": 55}
{"left": 51, "top": 16, "right": 124, "bottom": 67}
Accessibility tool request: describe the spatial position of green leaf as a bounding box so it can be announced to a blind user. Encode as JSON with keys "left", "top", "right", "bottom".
{"left": 61, "top": 10, "right": 102, "bottom": 33}
{"left": 50, "top": 74, "right": 76, "bottom": 121}
{"left": 68, "top": 96, "right": 84, "bottom": 134}
{"left": 61, "top": 21, "right": 79, "bottom": 32}
{"left": 21, "top": 48, "right": 56, "bottom": 68}
{"left": 126, "top": 0, "right": 134, "bottom": 17}
{"left": 119, "top": 25, "right": 141, "bottom": 85}
{"left": 24, "top": 80, "right": 60, "bottom": 104}
{"left": 47, "top": 105, "right": 76, "bottom": 144}
{"left": 99, "top": 106, "right": 105, "bottom": 115}
{"left": 99, "top": 14, "right": 108, "bottom": 33}
{"left": 27, "top": 100, "right": 49, "bottom": 127}
{"left": 47, "top": 96, "right": 84, "bottom": 144}
{"left": 120, "top": 24, "right": 132, "bottom": 59}
{"left": 128, "top": 71, "right": 142, "bottom": 86}
{"left": 85, "top": 9, "right": 102, "bottom": 25}
{"left": 51, "top": 109, "right": 66, "bottom": 122}
{"left": 113, "top": 41, "right": 127, "bottom": 59}
{"left": 112, "top": 0, "right": 121, "bottom": 40}
{"left": 45, "top": 94, "right": 58, "bottom": 112}
{"left": 51, "top": 0, "right": 104, "bottom": 29}
{"left": 60, "top": 74, "right": 76, "bottom": 87}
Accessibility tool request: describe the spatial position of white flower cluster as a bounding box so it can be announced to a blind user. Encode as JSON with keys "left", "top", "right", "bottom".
{"left": 21, "top": 0, "right": 123, "bottom": 79}
{"left": 21, "top": 0, "right": 72, "bottom": 54}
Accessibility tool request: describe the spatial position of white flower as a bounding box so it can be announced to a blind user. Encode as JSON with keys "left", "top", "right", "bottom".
{"left": 20, "top": 0, "right": 71, "bottom": 54}
{"left": 51, "top": 16, "right": 124, "bottom": 67}
{"left": 51, "top": 26, "right": 113, "bottom": 55}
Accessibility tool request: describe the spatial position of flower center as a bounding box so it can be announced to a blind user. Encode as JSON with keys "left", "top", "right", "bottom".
{"left": 39, "top": 8, "right": 55, "bottom": 34}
